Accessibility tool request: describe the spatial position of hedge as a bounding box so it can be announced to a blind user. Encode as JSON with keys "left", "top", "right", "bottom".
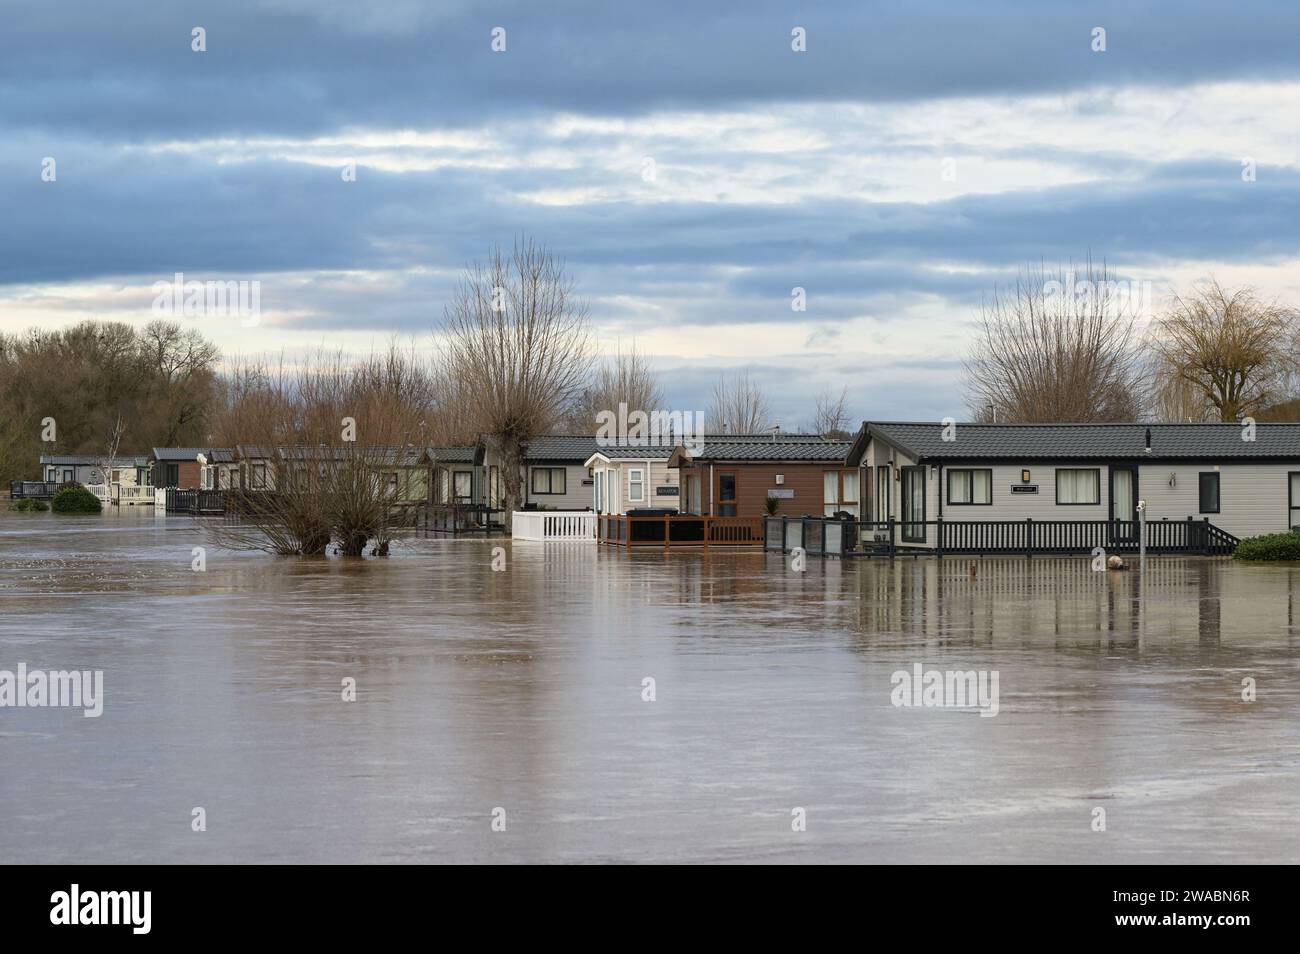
{"left": 51, "top": 483, "right": 103, "bottom": 514}
{"left": 1232, "top": 532, "right": 1300, "bottom": 562}
{"left": 8, "top": 498, "right": 50, "bottom": 512}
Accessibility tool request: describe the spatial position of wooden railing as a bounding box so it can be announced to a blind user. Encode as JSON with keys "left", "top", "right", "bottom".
{"left": 512, "top": 511, "right": 596, "bottom": 542}
{"left": 765, "top": 515, "right": 1240, "bottom": 557}
{"left": 84, "top": 483, "right": 113, "bottom": 504}
{"left": 598, "top": 513, "right": 765, "bottom": 547}
{"left": 115, "top": 484, "right": 154, "bottom": 505}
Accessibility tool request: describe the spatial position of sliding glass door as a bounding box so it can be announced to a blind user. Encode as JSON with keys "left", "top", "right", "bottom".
{"left": 900, "top": 466, "right": 926, "bottom": 542}
{"left": 1110, "top": 466, "right": 1137, "bottom": 542}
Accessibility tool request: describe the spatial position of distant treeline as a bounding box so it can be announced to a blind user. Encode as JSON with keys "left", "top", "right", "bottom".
{"left": 0, "top": 321, "right": 220, "bottom": 484}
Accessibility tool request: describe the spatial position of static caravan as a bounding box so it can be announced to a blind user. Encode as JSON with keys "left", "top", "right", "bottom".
{"left": 150, "top": 447, "right": 210, "bottom": 489}
{"left": 40, "top": 454, "right": 150, "bottom": 488}
{"left": 666, "top": 437, "right": 853, "bottom": 518}
{"left": 480, "top": 435, "right": 598, "bottom": 511}
{"left": 585, "top": 447, "right": 678, "bottom": 515}
{"left": 848, "top": 421, "right": 1300, "bottom": 549}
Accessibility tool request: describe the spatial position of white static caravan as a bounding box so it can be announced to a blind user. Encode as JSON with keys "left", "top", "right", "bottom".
{"left": 584, "top": 447, "right": 679, "bottom": 515}
{"left": 847, "top": 421, "right": 1300, "bottom": 549}
{"left": 480, "top": 435, "right": 599, "bottom": 512}
{"left": 40, "top": 454, "right": 150, "bottom": 488}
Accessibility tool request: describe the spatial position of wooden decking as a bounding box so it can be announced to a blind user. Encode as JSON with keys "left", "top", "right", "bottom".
{"left": 597, "top": 513, "right": 765, "bottom": 547}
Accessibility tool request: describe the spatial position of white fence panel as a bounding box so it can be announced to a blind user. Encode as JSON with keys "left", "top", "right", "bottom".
{"left": 511, "top": 511, "right": 596, "bottom": 542}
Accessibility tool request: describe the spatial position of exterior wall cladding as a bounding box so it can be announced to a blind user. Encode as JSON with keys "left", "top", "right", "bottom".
{"left": 676, "top": 462, "right": 848, "bottom": 518}
{"left": 523, "top": 463, "right": 593, "bottom": 510}
{"left": 864, "top": 437, "right": 1299, "bottom": 546}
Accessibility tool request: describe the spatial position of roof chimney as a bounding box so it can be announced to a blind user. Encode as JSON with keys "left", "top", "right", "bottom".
{"left": 1144, "top": 427, "right": 1152, "bottom": 453}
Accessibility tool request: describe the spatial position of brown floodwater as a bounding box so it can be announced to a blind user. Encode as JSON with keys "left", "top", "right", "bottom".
{"left": 1, "top": 508, "right": 1298, "bottom": 863}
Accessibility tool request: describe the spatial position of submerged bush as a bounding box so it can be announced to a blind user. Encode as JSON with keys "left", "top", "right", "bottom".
{"left": 8, "top": 498, "right": 49, "bottom": 512}
{"left": 1233, "top": 532, "right": 1300, "bottom": 561}
{"left": 51, "top": 483, "right": 103, "bottom": 514}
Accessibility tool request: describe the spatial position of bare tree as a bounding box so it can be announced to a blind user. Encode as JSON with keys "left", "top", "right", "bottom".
{"left": 964, "top": 260, "right": 1147, "bottom": 422}
{"left": 213, "top": 345, "right": 435, "bottom": 556}
{"left": 94, "top": 412, "right": 127, "bottom": 496}
{"left": 806, "top": 385, "right": 852, "bottom": 438}
{"left": 708, "top": 368, "right": 772, "bottom": 434}
{"left": 1149, "top": 280, "right": 1298, "bottom": 421}
{"left": 441, "top": 239, "right": 594, "bottom": 523}
{"left": 567, "top": 342, "right": 664, "bottom": 431}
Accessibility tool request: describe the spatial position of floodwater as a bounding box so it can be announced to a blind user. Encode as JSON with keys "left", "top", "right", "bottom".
{"left": 1, "top": 508, "right": 1298, "bottom": 864}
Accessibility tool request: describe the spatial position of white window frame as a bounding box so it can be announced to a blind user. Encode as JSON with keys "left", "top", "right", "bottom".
{"left": 628, "top": 467, "right": 645, "bottom": 503}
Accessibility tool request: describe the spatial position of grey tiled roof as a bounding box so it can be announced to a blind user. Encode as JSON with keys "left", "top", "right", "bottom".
{"left": 522, "top": 435, "right": 601, "bottom": 461}
{"left": 690, "top": 440, "right": 851, "bottom": 461}
{"left": 863, "top": 421, "right": 1300, "bottom": 461}
{"left": 151, "top": 447, "right": 210, "bottom": 461}
{"left": 427, "top": 446, "right": 478, "bottom": 463}
{"left": 589, "top": 446, "right": 678, "bottom": 460}
{"left": 40, "top": 454, "right": 147, "bottom": 466}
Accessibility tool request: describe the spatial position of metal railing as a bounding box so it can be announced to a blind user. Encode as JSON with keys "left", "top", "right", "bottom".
{"left": 8, "top": 481, "right": 60, "bottom": 499}
{"left": 419, "top": 502, "right": 506, "bottom": 534}
{"left": 764, "top": 515, "right": 1240, "bottom": 558}
{"left": 162, "top": 488, "right": 227, "bottom": 514}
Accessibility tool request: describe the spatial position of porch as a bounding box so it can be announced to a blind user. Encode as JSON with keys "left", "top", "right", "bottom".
{"left": 85, "top": 483, "right": 156, "bottom": 506}
{"left": 597, "top": 513, "right": 766, "bottom": 547}
{"left": 764, "top": 516, "right": 1240, "bottom": 557}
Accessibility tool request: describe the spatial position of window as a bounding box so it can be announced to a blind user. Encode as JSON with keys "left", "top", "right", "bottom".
{"left": 876, "top": 465, "right": 891, "bottom": 522}
{"left": 251, "top": 463, "right": 267, "bottom": 489}
{"left": 453, "top": 471, "right": 472, "bottom": 500}
{"left": 1198, "top": 472, "right": 1220, "bottom": 514}
{"left": 823, "top": 470, "right": 860, "bottom": 516}
{"left": 1290, "top": 473, "right": 1300, "bottom": 529}
{"left": 200, "top": 466, "right": 213, "bottom": 490}
{"left": 947, "top": 468, "right": 992, "bottom": 505}
{"left": 718, "top": 472, "right": 737, "bottom": 516}
{"left": 594, "top": 469, "right": 603, "bottom": 510}
{"left": 628, "top": 468, "right": 645, "bottom": 503}
{"left": 530, "top": 467, "right": 566, "bottom": 495}
{"left": 165, "top": 463, "right": 180, "bottom": 487}
{"left": 63, "top": 469, "right": 73, "bottom": 483}
{"left": 1056, "top": 468, "right": 1100, "bottom": 505}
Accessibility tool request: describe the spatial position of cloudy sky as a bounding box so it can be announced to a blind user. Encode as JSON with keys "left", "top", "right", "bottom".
{"left": 4, "top": 1, "right": 1300, "bottom": 426}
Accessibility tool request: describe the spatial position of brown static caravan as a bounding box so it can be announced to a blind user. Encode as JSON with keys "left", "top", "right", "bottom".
{"left": 150, "top": 447, "right": 213, "bottom": 489}
{"left": 667, "top": 436, "right": 855, "bottom": 519}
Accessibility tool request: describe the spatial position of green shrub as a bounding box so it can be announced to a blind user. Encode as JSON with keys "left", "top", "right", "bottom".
{"left": 1232, "top": 532, "right": 1300, "bottom": 561}
{"left": 51, "top": 483, "right": 103, "bottom": 514}
{"left": 8, "top": 498, "right": 50, "bottom": 512}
